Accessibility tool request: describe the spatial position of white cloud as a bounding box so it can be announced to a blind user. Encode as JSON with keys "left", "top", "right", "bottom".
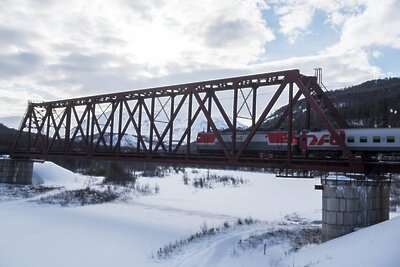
{"left": 0, "top": 0, "right": 398, "bottom": 118}
{"left": 273, "top": 2, "right": 315, "bottom": 43}
{"left": 249, "top": 47, "right": 380, "bottom": 87}
{"left": 270, "top": 0, "right": 367, "bottom": 43}
{"left": 335, "top": 0, "right": 400, "bottom": 50}
{"left": 271, "top": 0, "right": 400, "bottom": 51}
{"left": 0, "top": 0, "right": 276, "bottom": 115}
{"left": 0, "top": 0, "right": 273, "bottom": 93}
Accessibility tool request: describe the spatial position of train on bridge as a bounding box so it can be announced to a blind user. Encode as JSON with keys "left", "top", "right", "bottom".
{"left": 196, "top": 128, "right": 400, "bottom": 159}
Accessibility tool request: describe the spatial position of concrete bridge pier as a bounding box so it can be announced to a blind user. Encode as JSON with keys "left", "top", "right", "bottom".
{"left": 321, "top": 178, "right": 390, "bottom": 242}
{"left": 0, "top": 157, "right": 34, "bottom": 184}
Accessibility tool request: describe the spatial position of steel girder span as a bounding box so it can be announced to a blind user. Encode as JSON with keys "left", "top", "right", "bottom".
{"left": 9, "top": 69, "right": 400, "bottom": 175}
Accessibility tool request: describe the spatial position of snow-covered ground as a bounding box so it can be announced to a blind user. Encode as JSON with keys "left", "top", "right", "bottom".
{"left": 0, "top": 162, "right": 399, "bottom": 267}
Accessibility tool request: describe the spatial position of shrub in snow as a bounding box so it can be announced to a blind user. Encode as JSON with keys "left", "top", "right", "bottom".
{"left": 154, "top": 218, "right": 258, "bottom": 259}
{"left": 237, "top": 227, "right": 321, "bottom": 254}
{"left": 182, "top": 172, "right": 189, "bottom": 185}
{"left": 141, "top": 164, "right": 169, "bottom": 177}
{"left": 38, "top": 187, "right": 118, "bottom": 206}
{"left": 172, "top": 166, "right": 185, "bottom": 174}
{"left": 0, "top": 185, "right": 57, "bottom": 200}
{"left": 184, "top": 173, "right": 248, "bottom": 189}
{"left": 103, "top": 161, "right": 137, "bottom": 185}
{"left": 200, "top": 221, "right": 208, "bottom": 235}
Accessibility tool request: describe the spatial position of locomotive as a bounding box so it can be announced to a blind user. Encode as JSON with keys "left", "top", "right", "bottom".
{"left": 196, "top": 128, "right": 400, "bottom": 158}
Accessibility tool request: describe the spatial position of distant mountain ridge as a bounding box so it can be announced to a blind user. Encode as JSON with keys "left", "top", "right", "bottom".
{"left": 0, "top": 114, "right": 247, "bottom": 151}
{"left": 0, "top": 116, "right": 22, "bottom": 130}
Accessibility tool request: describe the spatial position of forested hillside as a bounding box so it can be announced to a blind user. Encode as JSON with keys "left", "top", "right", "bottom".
{"left": 0, "top": 123, "right": 16, "bottom": 150}
{"left": 263, "top": 77, "right": 400, "bottom": 130}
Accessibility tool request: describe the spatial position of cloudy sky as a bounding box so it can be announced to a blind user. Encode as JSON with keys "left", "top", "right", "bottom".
{"left": 0, "top": 0, "right": 399, "bottom": 117}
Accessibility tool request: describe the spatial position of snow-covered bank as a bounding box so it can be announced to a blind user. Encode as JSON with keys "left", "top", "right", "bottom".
{"left": 0, "top": 162, "right": 399, "bottom": 267}
{"left": 289, "top": 216, "right": 400, "bottom": 267}
{"left": 33, "top": 161, "right": 102, "bottom": 188}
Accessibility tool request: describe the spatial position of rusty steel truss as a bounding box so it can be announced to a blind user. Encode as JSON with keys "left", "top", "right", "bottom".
{"left": 9, "top": 69, "right": 400, "bottom": 175}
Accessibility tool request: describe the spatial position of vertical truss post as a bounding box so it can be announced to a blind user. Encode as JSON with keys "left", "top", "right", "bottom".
{"left": 252, "top": 86, "right": 257, "bottom": 127}
{"left": 90, "top": 103, "right": 95, "bottom": 154}
{"left": 117, "top": 98, "right": 123, "bottom": 155}
{"left": 287, "top": 83, "right": 293, "bottom": 159}
{"left": 232, "top": 84, "right": 238, "bottom": 154}
{"left": 169, "top": 95, "right": 175, "bottom": 154}
{"left": 27, "top": 107, "right": 32, "bottom": 154}
{"left": 207, "top": 91, "right": 212, "bottom": 132}
{"left": 109, "top": 101, "right": 115, "bottom": 151}
{"left": 85, "top": 103, "right": 90, "bottom": 154}
{"left": 149, "top": 96, "right": 155, "bottom": 153}
{"left": 138, "top": 99, "right": 142, "bottom": 153}
{"left": 46, "top": 106, "right": 51, "bottom": 153}
{"left": 187, "top": 91, "right": 193, "bottom": 155}
{"left": 65, "top": 103, "right": 71, "bottom": 153}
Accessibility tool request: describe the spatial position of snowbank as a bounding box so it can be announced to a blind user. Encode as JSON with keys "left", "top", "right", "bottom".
{"left": 33, "top": 161, "right": 102, "bottom": 188}
{"left": 290, "top": 216, "right": 400, "bottom": 267}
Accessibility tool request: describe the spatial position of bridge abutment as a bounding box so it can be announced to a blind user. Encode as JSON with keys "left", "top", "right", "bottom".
{"left": 321, "top": 178, "right": 390, "bottom": 242}
{"left": 0, "top": 158, "right": 33, "bottom": 184}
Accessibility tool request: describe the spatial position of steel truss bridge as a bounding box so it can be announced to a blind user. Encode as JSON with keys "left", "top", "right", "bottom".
{"left": 8, "top": 69, "right": 400, "bottom": 177}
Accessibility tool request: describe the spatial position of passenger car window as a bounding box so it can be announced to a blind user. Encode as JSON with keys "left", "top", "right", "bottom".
{"left": 387, "top": 136, "right": 395, "bottom": 143}
{"left": 373, "top": 136, "right": 380, "bottom": 143}
{"left": 360, "top": 136, "right": 368, "bottom": 143}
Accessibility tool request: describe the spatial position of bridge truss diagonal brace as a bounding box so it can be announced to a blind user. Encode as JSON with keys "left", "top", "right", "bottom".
{"left": 141, "top": 97, "right": 168, "bottom": 153}
{"left": 235, "top": 81, "right": 288, "bottom": 158}
{"left": 193, "top": 91, "right": 231, "bottom": 158}
{"left": 47, "top": 108, "right": 68, "bottom": 152}
{"left": 30, "top": 108, "right": 48, "bottom": 153}
{"left": 307, "top": 77, "right": 349, "bottom": 129}
{"left": 295, "top": 78, "right": 356, "bottom": 161}
{"left": 93, "top": 101, "right": 118, "bottom": 152}
{"left": 122, "top": 99, "right": 148, "bottom": 153}
{"left": 153, "top": 94, "right": 188, "bottom": 153}
{"left": 11, "top": 105, "right": 32, "bottom": 153}
{"left": 273, "top": 90, "right": 302, "bottom": 129}
{"left": 90, "top": 103, "right": 108, "bottom": 150}
{"left": 70, "top": 104, "right": 91, "bottom": 152}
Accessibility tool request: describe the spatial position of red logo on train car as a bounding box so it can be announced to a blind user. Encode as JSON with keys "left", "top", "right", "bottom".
{"left": 267, "top": 132, "right": 298, "bottom": 145}
{"left": 301, "top": 131, "right": 345, "bottom": 147}
{"left": 196, "top": 133, "right": 216, "bottom": 144}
